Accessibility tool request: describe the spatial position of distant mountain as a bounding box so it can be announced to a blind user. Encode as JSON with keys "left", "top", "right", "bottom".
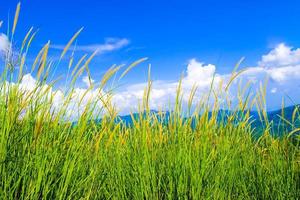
{"left": 116, "top": 105, "right": 300, "bottom": 136}
{"left": 118, "top": 105, "right": 299, "bottom": 123}
{"left": 267, "top": 105, "right": 300, "bottom": 123}
{"left": 73, "top": 105, "right": 299, "bottom": 137}
{"left": 115, "top": 110, "right": 170, "bottom": 126}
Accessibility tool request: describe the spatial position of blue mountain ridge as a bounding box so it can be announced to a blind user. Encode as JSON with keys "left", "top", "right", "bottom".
{"left": 118, "top": 105, "right": 298, "bottom": 122}
{"left": 115, "top": 105, "right": 300, "bottom": 137}
{"left": 75, "top": 105, "right": 299, "bottom": 137}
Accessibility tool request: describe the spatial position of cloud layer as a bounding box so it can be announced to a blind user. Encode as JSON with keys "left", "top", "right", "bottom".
{"left": 1, "top": 32, "right": 300, "bottom": 118}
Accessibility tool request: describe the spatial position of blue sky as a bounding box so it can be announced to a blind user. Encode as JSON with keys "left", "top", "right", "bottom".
{"left": 0, "top": 0, "right": 300, "bottom": 113}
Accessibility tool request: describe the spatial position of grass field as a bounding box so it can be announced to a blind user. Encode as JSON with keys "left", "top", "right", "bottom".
{"left": 0, "top": 3, "right": 299, "bottom": 199}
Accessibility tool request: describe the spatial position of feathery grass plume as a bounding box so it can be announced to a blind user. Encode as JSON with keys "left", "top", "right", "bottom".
{"left": 175, "top": 73, "right": 183, "bottom": 113}
{"left": 71, "top": 54, "right": 88, "bottom": 77}
{"left": 225, "top": 57, "right": 245, "bottom": 90}
{"left": 60, "top": 27, "right": 84, "bottom": 60}
{"left": 17, "top": 53, "right": 25, "bottom": 82}
{"left": 119, "top": 57, "right": 148, "bottom": 80}
{"left": 292, "top": 105, "right": 299, "bottom": 123}
{"left": 225, "top": 68, "right": 248, "bottom": 92}
{"left": 65, "top": 43, "right": 78, "bottom": 88}
{"left": 12, "top": 2, "right": 21, "bottom": 35}
{"left": 71, "top": 64, "right": 86, "bottom": 86}
{"left": 21, "top": 27, "right": 33, "bottom": 53}
{"left": 37, "top": 41, "right": 50, "bottom": 81}
{"left": 84, "top": 65, "right": 93, "bottom": 88}
{"left": 25, "top": 29, "right": 38, "bottom": 54}
{"left": 143, "top": 64, "right": 152, "bottom": 112}
{"left": 188, "top": 84, "right": 198, "bottom": 115}
{"left": 99, "top": 64, "right": 122, "bottom": 91}
{"left": 69, "top": 50, "right": 98, "bottom": 87}
{"left": 281, "top": 98, "right": 285, "bottom": 120}
{"left": 83, "top": 49, "right": 98, "bottom": 67}
{"left": 31, "top": 42, "right": 49, "bottom": 73}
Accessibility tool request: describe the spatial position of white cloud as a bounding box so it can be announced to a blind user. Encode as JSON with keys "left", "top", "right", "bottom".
{"left": 51, "top": 38, "right": 130, "bottom": 54}
{"left": 267, "top": 65, "right": 300, "bottom": 83}
{"left": 255, "top": 43, "right": 300, "bottom": 83}
{"left": 20, "top": 74, "right": 37, "bottom": 91}
{"left": 14, "top": 73, "right": 106, "bottom": 120}
{"left": 110, "top": 59, "right": 225, "bottom": 114}
{"left": 82, "top": 76, "right": 95, "bottom": 87}
{"left": 0, "top": 33, "right": 19, "bottom": 64}
{"left": 0, "top": 33, "right": 10, "bottom": 54}
{"left": 183, "top": 59, "right": 217, "bottom": 87}
{"left": 259, "top": 43, "right": 300, "bottom": 68}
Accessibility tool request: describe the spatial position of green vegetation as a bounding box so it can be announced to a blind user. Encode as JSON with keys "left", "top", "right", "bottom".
{"left": 0, "top": 3, "right": 299, "bottom": 199}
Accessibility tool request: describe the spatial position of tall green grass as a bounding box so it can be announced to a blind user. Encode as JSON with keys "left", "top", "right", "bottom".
{"left": 0, "top": 3, "right": 299, "bottom": 199}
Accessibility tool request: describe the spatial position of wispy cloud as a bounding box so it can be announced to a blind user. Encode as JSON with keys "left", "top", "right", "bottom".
{"left": 51, "top": 38, "right": 130, "bottom": 54}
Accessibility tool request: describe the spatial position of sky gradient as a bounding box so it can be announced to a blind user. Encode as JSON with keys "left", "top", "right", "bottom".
{"left": 0, "top": 0, "right": 300, "bottom": 114}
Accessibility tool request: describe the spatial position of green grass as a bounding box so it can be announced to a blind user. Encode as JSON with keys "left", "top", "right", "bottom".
{"left": 0, "top": 3, "right": 299, "bottom": 199}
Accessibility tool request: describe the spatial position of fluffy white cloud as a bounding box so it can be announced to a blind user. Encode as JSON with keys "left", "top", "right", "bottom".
{"left": 20, "top": 74, "right": 37, "bottom": 91}
{"left": 184, "top": 59, "right": 217, "bottom": 87}
{"left": 259, "top": 43, "right": 300, "bottom": 67}
{"left": 110, "top": 60, "right": 225, "bottom": 114}
{"left": 255, "top": 43, "right": 300, "bottom": 83}
{"left": 0, "top": 33, "right": 10, "bottom": 53}
{"left": 267, "top": 65, "right": 300, "bottom": 83}
{"left": 14, "top": 73, "right": 106, "bottom": 120}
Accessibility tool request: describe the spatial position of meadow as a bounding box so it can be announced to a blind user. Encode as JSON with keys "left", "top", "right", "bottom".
{"left": 0, "top": 3, "right": 299, "bottom": 199}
